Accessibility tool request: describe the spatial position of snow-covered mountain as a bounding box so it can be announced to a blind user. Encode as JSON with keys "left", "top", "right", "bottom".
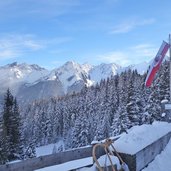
{"left": 118, "top": 61, "right": 150, "bottom": 75}
{"left": 0, "top": 61, "right": 150, "bottom": 103}
{"left": 0, "top": 62, "right": 49, "bottom": 95}
{"left": 42, "top": 61, "right": 91, "bottom": 93}
{"left": 89, "top": 63, "right": 121, "bottom": 83}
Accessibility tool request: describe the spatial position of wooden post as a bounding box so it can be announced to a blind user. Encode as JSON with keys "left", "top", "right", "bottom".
{"left": 169, "top": 34, "right": 171, "bottom": 102}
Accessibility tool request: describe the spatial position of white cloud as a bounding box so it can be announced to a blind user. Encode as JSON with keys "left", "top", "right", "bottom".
{"left": 0, "top": 33, "right": 72, "bottom": 61}
{"left": 97, "top": 43, "right": 157, "bottom": 66}
{"left": 0, "top": 34, "right": 44, "bottom": 60}
{"left": 0, "top": 34, "right": 44, "bottom": 50}
{"left": 98, "top": 51, "right": 130, "bottom": 66}
{"left": 130, "top": 44, "right": 157, "bottom": 57}
{"left": 0, "top": 49, "right": 21, "bottom": 59}
{"left": 23, "top": 40, "right": 43, "bottom": 50}
{"left": 0, "top": 0, "right": 80, "bottom": 20}
{"left": 110, "top": 18, "right": 155, "bottom": 34}
{"left": 46, "top": 37, "right": 73, "bottom": 45}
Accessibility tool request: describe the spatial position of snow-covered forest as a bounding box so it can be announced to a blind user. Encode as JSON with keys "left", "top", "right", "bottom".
{"left": 0, "top": 61, "right": 170, "bottom": 164}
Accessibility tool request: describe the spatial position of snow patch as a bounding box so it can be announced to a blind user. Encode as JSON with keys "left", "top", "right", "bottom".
{"left": 114, "top": 121, "right": 171, "bottom": 154}
{"left": 35, "top": 157, "right": 93, "bottom": 171}
{"left": 161, "top": 99, "right": 169, "bottom": 103}
{"left": 36, "top": 140, "right": 64, "bottom": 157}
{"left": 161, "top": 113, "right": 166, "bottom": 117}
{"left": 96, "top": 155, "right": 121, "bottom": 169}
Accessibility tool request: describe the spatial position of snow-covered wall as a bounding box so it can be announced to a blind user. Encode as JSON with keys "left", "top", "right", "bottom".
{"left": 119, "top": 132, "right": 171, "bottom": 171}
{"left": 135, "top": 132, "right": 171, "bottom": 171}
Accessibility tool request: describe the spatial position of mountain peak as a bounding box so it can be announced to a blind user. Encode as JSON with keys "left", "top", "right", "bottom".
{"left": 65, "top": 60, "right": 76, "bottom": 65}
{"left": 57, "top": 61, "right": 82, "bottom": 73}
{"left": 63, "top": 61, "right": 79, "bottom": 69}
{"left": 89, "top": 63, "right": 121, "bottom": 83}
{"left": 4, "top": 62, "right": 46, "bottom": 72}
{"left": 5, "top": 62, "right": 18, "bottom": 68}
{"left": 30, "top": 64, "right": 46, "bottom": 71}
{"left": 0, "top": 62, "right": 49, "bottom": 87}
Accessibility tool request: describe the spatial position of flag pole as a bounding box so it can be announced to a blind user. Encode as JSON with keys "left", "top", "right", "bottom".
{"left": 169, "top": 34, "right": 171, "bottom": 102}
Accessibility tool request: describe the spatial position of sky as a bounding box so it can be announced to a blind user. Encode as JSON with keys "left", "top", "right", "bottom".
{"left": 0, "top": 0, "right": 171, "bottom": 69}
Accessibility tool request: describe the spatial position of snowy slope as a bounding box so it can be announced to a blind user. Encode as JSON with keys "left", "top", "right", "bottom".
{"left": 130, "top": 62, "right": 150, "bottom": 75}
{"left": 81, "top": 63, "right": 93, "bottom": 74}
{"left": 89, "top": 63, "right": 121, "bottom": 83}
{"left": 36, "top": 140, "right": 64, "bottom": 157}
{"left": 119, "top": 62, "right": 149, "bottom": 75}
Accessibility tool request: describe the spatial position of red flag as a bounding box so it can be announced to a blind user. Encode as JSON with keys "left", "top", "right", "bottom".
{"left": 145, "top": 41, "right": 170, "bottom": 87}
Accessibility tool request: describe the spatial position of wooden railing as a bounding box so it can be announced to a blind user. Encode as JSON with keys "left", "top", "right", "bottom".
{"left": 0, "top": 132, "right": 170, "bottom": 171}
{"left": 0, "top": 145, "right": 104, "bottom": 171}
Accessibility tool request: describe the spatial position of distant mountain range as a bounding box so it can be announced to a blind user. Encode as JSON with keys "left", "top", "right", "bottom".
{"left": 0, "top": 61, "right": 150, "bottom": 104}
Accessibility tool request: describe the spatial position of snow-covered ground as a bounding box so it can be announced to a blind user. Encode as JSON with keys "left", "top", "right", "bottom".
{"left": 36, "top": 140, "right": 64, "bottom": 157}
{"left": 35, "top": 121, "right": 171, "bottom": 171}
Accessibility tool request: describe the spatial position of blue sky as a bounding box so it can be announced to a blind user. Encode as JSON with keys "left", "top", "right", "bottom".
{"left": 0, "top": 0, "right": 171, "bottom": 69}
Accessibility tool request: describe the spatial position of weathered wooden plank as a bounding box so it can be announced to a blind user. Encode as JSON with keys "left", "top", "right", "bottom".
{"left": 0, "top": 146, "right": 95, "bottom": 171}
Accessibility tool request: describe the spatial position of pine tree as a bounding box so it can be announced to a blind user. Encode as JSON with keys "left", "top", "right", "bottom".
{"left": 126, "top": 73, "right": 140, "bottom": 127}
{"left": 70, "top": 114, "right": 90, "bottom": 148}
{"left": 12, "top": 98, "right": 24, "bottom": 159}
{"left": 0, "top": 115, "right": 8, "bottom": 164}
{"left": 2, "top": 89, "right": 14, "bottom": 161}
{"left": 24, "top": 141, "right": 36, "bottom": 159}
{"left": 1, "top": 89, "right": 24, "bottom": 162}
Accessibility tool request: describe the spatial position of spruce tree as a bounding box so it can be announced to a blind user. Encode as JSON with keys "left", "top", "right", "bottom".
{"left": 1, "top": 89, "right": 24, "bottom": 162}
{"left": 12, "top": 98, "right": 24, "bottom": 159}
{"left": 0, "top": 115, "right": 8, "bottom": 164}
{"left": 24, "top": 141, "right": 36, "bottom": 159}
{"left": 126, "top": 74, "right": 140, "bottom": 127}
{"left": 2, "top": 89, "right": 14, "bottom": 161}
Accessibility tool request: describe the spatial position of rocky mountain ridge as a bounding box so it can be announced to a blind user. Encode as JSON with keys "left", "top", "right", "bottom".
{"left": 0, "top": 61, "right": 149, "bottom": 103}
